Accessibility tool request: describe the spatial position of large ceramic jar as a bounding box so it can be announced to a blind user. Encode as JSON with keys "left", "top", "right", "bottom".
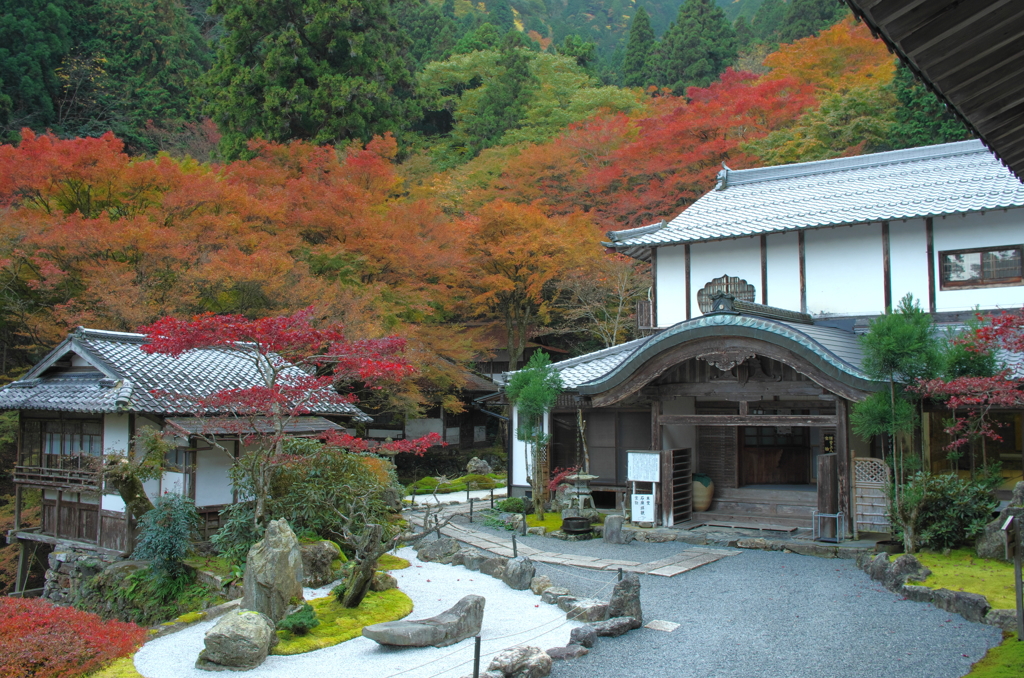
{"left": 692, "top": 475, "right": 715, "bottom": 512}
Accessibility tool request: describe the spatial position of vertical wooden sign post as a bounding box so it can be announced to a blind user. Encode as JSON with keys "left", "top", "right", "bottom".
{"left": 1004, "top": 508, "right": 1023, "bottom": 640}
{"left": 627, "top": 451, "right": 661, "bottom": 526}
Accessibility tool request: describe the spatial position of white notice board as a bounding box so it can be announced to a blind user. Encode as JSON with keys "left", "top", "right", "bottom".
{"left": 627, "top": 451, "right": 660, "bottom": 483}
{"left": 631, "top": 493, "right": 655, "bottom": 523}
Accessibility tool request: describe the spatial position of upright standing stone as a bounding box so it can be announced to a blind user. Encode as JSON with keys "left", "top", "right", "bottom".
{"left": 607, "top": 573, "right": 642, "bottom": 628}
{"left": 603, "top": 515, "right": 626, "bottom": 544}
{"left": 502, "top": 556, "right": 536, "bottom": 590}
{"left": 241, "top": 519, "right": 304, "bottom": 623}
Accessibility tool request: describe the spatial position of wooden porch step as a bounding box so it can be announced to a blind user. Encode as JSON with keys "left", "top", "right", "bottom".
{"left": 691, "top": 511, "right": 811, "bottom": 530}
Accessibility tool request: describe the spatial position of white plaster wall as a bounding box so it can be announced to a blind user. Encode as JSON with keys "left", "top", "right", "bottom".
{"left": 195, "top": 448, "right": 234, "bottom": 507}
{"left": 888, "top": 219, "right": 930, "bottom": 307}
{"left": 933, "top": 209, "right": 1024, "bottom": 312}
{"left": 102, "top": 494, "right": 126, "bottom": 512}
{"left": 806, "top": 224, "right": 885, "bottom": 316}
{"left": 134, "top": 417, "right": 163, "bottom": 501}
{"left": 657, "top": 245, "right": 688, "bottom": 326}
{"left": 766, "top": 231, "right": 801, "bottom": 311}
{"left": 689, "top": 237, "right": 762, "bottom": 318}
{"left": 508, "top": 405, "right": 549, "bottom": 491}
{"left": 103, "top": 413, "right": 131, "bottom": 456}
{"left": 162, "top": 472, "right": 186, "bottom": 495}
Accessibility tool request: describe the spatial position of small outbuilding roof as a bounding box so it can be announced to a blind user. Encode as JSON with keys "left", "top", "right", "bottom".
{"left": 0, "top": 327, "right": 369, "bottom": 420}
{"left": 606, "top": 140, "right": 1024, "bottom": 260}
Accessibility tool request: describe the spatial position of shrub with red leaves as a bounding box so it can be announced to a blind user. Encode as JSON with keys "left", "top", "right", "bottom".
{"left": 0, "top": 597, "right": 146, "bottom": 678}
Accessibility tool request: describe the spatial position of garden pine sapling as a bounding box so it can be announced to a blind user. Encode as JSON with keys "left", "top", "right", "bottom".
{"left": 505, "top": 351, "right": 563, "bottom": 517}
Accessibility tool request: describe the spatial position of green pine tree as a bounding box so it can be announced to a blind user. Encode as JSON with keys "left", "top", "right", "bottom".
{"left": 459, "top": 33, "right": 537, "bottom": 155}
{"left": 201, "top": 0, "right": 418, "bottom": 160}
{"left": 889, "top": 62, "right": 972, "bottom": 149}
{"left": 489, "top": 0, "right": 515, "bottom": 34}
{"left": 734, "top": 15, "right": 755, "bottom": 52}
{"left": 622, "top": 6, "right": 655, "bottom": 88}
{"left": 558, "top": 34, "right": 596, "bottom": 69}
{"left": 779, "top": 0, "right": 848, "bottom": 43}
{"left": 652, "top": 0, "right": 737, "bottom": 94}
{"left": 751, "top": 0, "right": 786, "bottom": 44}
{"left": 442, "top": 0, "right": 456, "bottom": 19}
{"left": 395, "top": 0, "right": 459, "bottom": 67}
{"left": 453, "top": 22, "right": 503, "bottom": 54}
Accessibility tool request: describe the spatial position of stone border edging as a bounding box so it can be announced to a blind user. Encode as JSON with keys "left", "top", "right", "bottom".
{"left": 858, "top": 552, "right": 1018, "bottom": 631}
{"left": 148, "top": 599, "right": 242, "bottom": 641}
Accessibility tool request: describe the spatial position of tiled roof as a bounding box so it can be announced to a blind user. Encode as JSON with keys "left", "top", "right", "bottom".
{"left": 534, "top": 313, "right": 875, "bottom": 394}
{"left": 0, "top": 328, "right": 368, "bottom": 419}
{"left": 606, "top": 140, "right": 1024, "bottom": 255}
{"left": 165, "top": 416, "right": 344, "bottom": 436}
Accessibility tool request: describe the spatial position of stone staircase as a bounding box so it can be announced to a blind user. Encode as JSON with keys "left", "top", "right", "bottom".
{"left": 690, "top": 486, "right": 817, "bottom": 531}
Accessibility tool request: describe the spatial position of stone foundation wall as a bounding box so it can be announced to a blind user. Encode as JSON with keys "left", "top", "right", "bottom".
{"left": 43, "top": 543, "right": 123, "bottom": 605}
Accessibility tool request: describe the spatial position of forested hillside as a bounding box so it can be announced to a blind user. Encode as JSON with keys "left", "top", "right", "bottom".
{"left": 0, "top": 0, "right": 971, "bottom": 409}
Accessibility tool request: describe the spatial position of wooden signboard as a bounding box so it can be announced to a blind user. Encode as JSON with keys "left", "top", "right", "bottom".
{"left": 631, "top": 493, "right": 655, "bottom": 523}
{"left": 627, "top": 451, "right": 660, "bottom": 483}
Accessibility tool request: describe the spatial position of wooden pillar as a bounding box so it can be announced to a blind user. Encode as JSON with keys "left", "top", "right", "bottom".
{"left": 760, "top": 235, "right": 768, "bottom": 305}
{"left": 14, "top": 539, "right": 28, "bottom": 595}
{"left": 798, "top": 231, "right": 807, "bottom": 314}
{"left": 836, "top": 400, "right": 851, "bottom": 534}
{"left": 13, "top": 485, "right": 21, "bottom": 535}
{"left": 56, "top": 490, "right": 63, "bottom": 540}
{"left": 925, "top": 217, "right": 936, "bottom": 313}
{"left": 882, "top": 221, "right": 892, "bottom": 312}
{"left": 684, "top": 244, "right": 692, "bottom": 319}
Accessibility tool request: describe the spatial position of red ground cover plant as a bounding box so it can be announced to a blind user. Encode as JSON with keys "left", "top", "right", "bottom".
{"left": 0, "top": 597, "right": 145, "bottom": 678}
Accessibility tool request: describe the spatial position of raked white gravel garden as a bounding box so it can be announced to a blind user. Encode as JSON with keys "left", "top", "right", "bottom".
{"left": 134, "top": 546, "right": 581, "bottom": 678}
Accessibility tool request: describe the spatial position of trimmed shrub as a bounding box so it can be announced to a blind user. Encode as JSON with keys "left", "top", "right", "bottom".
{"left": 496, "top": 496, "right": 525, "bottom": 513}
{"left": 277, "top": 603, "right": 319, "bottom": 636}
{"left": 132, "top": 493, "right": 201, "bottom": 581}
{"left": 0, "top": 597, "right": 145, "bottom": 678}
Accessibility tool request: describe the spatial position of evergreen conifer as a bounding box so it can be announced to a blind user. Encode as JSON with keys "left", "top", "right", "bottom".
{"left": 652, "top": 0, "right": 737, "bottom": 94}
{"left": 489, "top": 0, "right": 516, "bottom": 34}
{"left": 459, "top": 33, "right": 536, "bottom": 154}
{"left": 889, "top": 63, "right": 971, "bottom": 149}
{"left": 779, "top": 0, "right": 848, "bottom": 43}
{"left": 734, "top": 15, "right": 755, "bottom": 51}
{"left": 751, "top": 0, "right": 786, "bottom": 44}
{"left": 395, "top": 0, "right": 459, "bottom": 67}
{"left": 622, "top": 6, "right": 655, "bottom": 88}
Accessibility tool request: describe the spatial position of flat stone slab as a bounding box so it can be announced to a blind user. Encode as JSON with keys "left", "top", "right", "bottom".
{"left": 362, "top": 594, "right": 484, "bottom": 648}
{"left": 645, "top": 619, "right": 680, "bottom": 632}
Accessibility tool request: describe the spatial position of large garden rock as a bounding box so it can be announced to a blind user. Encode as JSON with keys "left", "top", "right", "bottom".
{"left": 362, "top": 595, "right": 485, "bottom": 648}
{"left": 540, "top": 587, "right": 570, "bottom": 604}
{"left": 976, "top": 481, "right": 1024, "bottom": 560}
{"left": 467, "top": 457, "right": 492, "bottom": 475}
{"left": 480, "top": 557, "right": 508, "bottom": 579}
{"left": 546, "top": 645, "right": 589, "bottom": 660}
{"left": 530, "top": 576, "right": 553, "bottom": 595}
{"left": 603, "top": 515, "right": 626, "bottom": 544}
{"left": 299, "top": 540, "right": 341, "bottom": 588}
{"left": 196, "top": 610, "right": 277, "bottom": 671}
{"left": 590, "top": 617, "right": 636, "bottom": 637}
{"left": 565, "top": 599, "right": 608, "bottom": 622}
{"left": 932, "top": 589, "right": 991, "bottom": 624}
{"left": 569, "top": 625, "right": 597, "bottom": 648}
{"left": 241, "top": 519, "right": 304, "bottom": 623}
{"left": 883, "top": 555, "right": 931, "bottom": 592}
{"left": 606, "top": 573, "right": 641, "bottom": 627}
{"left": 462, "top": 551, "right": 488, "bottom": 571}
{"left": 985, "top": 608, "right": 1019, "bottom": 631}
{"left": 502, "top": 557, "right": 536, "bottom": 590}
{"left": 416, "top": 537, "right": 461, "bottom": 564}
{"left": 487, "top": 646, "right": 552, "bottom": 678}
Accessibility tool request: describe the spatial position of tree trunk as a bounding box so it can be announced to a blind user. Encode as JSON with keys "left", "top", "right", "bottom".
{"left": 108, "top": 472, "right": 155, "bottom": 523}
{"left": 342, "top": 523, "right": 384, "bottom": 609}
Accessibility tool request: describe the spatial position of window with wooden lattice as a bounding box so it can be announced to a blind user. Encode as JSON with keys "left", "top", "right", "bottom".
{"left": 697, "top": 275, "right": 756, "bottom": 313}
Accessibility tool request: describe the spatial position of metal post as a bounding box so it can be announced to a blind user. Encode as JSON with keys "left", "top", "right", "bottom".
{"left": 512, "top": 534, "right": 517, "bottom": 558}
{"left": 467, "top": 486, "right": 471, "bottom": 502}
{"left": 473, "top": 636, "right": 481, "bottom": 677}
{"left": 618, "top": 567, "right": 623, "bottom": 582}
{"left": 490, "top": 487, "right": 494, "bottom": 509}
{"left": 522, "top": 509, "right": 528, "bottom": 536}
{"left": 1014, "top": 511, "right": 1023, "bottom": 640}
{"left": 469, "top": 498, "right": 474, "bottom": 523}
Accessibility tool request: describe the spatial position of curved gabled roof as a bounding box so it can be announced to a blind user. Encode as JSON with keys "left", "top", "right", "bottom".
{"left": 548, "top": 313, "right": 881, "bottom": 398}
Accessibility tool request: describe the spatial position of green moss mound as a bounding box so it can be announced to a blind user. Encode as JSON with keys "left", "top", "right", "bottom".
{"left": 913, "top": 549, "right": 1018, "bottom": 610}
{"left": 85, "top": 656, "right": 143, "bottom": 678}
{"left": 273, "top": 589, "right": 413, "bottom": 655}
{"left": 967, "top": 633, "right": 1024, "bottom": 677}
{"left": 406, "top": 473, "right": 507, "bottom": 495}
{"left": 377, "top": 554, "right": 410, "bottom": 571}
{"left": 183, "top": 555, "right": 234, "bottom": 578}
{"left": 525, "top": 513, "right": 562, "bottom": 532}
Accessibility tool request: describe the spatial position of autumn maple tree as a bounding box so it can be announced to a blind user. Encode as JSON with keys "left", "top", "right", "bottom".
{"left": 916, "top": 308, "right": 1024, "bottom": 472}
{"left": 139, "top": 307, "right": 437, "bottom": 528}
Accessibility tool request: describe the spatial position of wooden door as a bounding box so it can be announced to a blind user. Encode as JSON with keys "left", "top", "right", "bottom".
{"left": 739, "top": 427, "right": 811, "bottom": 485}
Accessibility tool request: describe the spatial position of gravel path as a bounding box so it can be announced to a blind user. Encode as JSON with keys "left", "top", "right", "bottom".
{"left": 134, "top": 546, "right": 580, "bottom": 678}
{"left": 533, "top": 544, "right": 1002, "bottom": 678}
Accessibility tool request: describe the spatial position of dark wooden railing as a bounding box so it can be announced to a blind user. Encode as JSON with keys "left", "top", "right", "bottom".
{"left": 14, "top": 465, "right": 100, "bottom": 490}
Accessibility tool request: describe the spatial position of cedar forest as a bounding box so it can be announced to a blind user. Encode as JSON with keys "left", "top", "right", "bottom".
{"left": 0, "top": 0, "right": 970, "bottom": 412}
